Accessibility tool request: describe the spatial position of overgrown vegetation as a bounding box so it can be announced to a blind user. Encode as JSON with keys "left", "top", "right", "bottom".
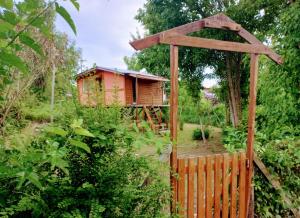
{"left": 1, "top": 0, "right": 299, "bottom": 217}
{"left": 0, "top": 106, "right": 170, "bottom": 217}
{"left": 0, "top": 1, "right": 171, "bottom": 217}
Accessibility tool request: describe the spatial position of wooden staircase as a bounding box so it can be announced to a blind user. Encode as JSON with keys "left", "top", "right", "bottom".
{"left": 142, "top": 106, "right": 168, "bottom": 133}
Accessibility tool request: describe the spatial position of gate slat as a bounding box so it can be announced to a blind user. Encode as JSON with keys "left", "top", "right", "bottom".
{"left": 178, "top": 159, "right": 186, "bottom": 217}
{"left": 230, "top": 153, "right": 238, "bottom": 218}
{"left": 197, "top": 157, "right": 205, "bottom": 217}
{"left": 188, "top": 158, "right": 195, "bottom": 218}
{"left": 176, "top": 152, "right": 248, "bottom": 218}
{"left": 206, "top": 156, "right": 213, "bottom": 218}
{"left": 214, "top": 154, "right": 222, "bottom": 218}
{"left": 238, "top": 153, "right": 246, "bottom": 218}
{"left": 222, "top": 154, "right": 230, "bottom": 218}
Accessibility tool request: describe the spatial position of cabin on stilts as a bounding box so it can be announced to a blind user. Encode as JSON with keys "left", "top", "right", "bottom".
{"left": 130, "top": 13, "right": 283, "bottom": 217}
{"left": 76, "top": 66, "right": 169, "bottom": 133}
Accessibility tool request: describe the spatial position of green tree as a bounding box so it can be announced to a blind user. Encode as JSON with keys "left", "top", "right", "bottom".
{"left": 0, "top": 0, "right": 80, "bottom": 128}
{"left": 258, "top": 1, "right": 300, "bottom": 137}
{"left": 129, "top": 0, "right": 287, "bottom": 127}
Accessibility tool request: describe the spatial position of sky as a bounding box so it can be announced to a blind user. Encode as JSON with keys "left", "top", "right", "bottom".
{"left": 55, "top": 0, "right": 217, "bottom": 87}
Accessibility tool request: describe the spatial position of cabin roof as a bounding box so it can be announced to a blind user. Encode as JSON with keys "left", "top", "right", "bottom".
{"left": 76, "top": 66, "right": 169, "bottom": 82}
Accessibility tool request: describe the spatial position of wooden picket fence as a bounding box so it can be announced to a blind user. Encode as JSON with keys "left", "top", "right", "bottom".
{"left": 175, "top": 152, "right": 248, "bottom": 218}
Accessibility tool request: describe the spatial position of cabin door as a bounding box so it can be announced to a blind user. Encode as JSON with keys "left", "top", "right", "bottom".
{"left": 96, "top": 77, "right": 103, "bottom": 92}
{"left": 132, "top": 78, "right": 137, "bottom": 104}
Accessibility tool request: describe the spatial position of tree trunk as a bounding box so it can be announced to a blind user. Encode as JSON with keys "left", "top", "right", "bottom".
{"left": 226, "top": 53, "right": 242, "bottom": 127}
{"left": 234, "top": 54, "right": 242, "bottom": 121}
{"left": 199, "top": 118, "right": 207, "bottom": 144}
{"left": 226, "top": 54, "right": 239, "bottom": 127}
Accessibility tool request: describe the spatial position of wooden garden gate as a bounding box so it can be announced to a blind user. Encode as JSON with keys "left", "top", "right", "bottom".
{"left": 175, "top": 152, "right": 247, "bottom": 217}
{"left": 130, "top": 13, "right": 282, "bottom": 217}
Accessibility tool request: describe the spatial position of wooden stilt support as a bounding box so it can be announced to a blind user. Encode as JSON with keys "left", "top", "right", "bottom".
{"left": 170, "top": 45, "right": 179, "bottom": 214}
{"left": 245, "top": 53, "right": 259, "bottom": 218}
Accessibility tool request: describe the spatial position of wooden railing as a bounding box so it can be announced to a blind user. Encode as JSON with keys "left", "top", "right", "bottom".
{"left": 175, "top": 152, "right": 247, "bottom": 218}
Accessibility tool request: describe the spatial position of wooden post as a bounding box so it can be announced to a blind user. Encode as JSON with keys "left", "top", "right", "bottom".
{"left": 50, "top": 59, "right": 56, "bottom": 123}
{"left": 170, "top": 45, "right": 179, "bottom": 214}
{"left": 135, "top": 76, "right": 138, "bottom": 122}
{"left": 245, "top": 53, "right": 259, "bottom": 218}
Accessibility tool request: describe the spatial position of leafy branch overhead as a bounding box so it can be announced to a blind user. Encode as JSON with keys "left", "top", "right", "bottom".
{"left": 0, "top": 0, "right": 78, "bottom": 96}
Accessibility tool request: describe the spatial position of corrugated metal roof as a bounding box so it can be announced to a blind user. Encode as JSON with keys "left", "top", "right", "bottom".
{"left": 76, "top": 66, "right": 168, "bottom": 82}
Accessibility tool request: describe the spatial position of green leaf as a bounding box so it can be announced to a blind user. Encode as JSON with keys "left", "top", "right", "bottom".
{"left": 0, "top": 10, "right": 19, "bottom": 25}
{"left": 74, "top": 128, "right": 95, "bottom": 137}
{"left": 50, "top": 156, "right": 69, "bottom": 175}
{"left": 0, "top": 0, "right": 13, "bottom": 10}
{"left": 44, "top": 126, "right": 68, "bottom": 137}
{"left": 70, "top": 0, "right": 79, "bottom": 11}
{"left": 132, "top": 122, "right": 139, "bottom": 133}
{"left": 70, "top": 119, "right": 83, "bottom": 128}
{"left": 69, "top": 139, "right": 91, "bottom": 153}
{"left": 27, "top": 172, "right": 43, "bottom": 189}
{"left": 16, "top": 171, "right": 43, "bottom": 190}
{"left": 19, "top": 33, "right": 44, "bottom": 56}
{"left": 0, "top": 50, "right": 27, "bottom": 72}
{"left": 55, "top": 2, "right": 77, "bottom": 35}
{"left": 16, "top": 171, "right": 26, "bottom": 189}
{"left": 0, "top": 20, "right": 13, "bottom": 32}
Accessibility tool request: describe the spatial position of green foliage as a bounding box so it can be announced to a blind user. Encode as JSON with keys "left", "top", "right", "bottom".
{"left": 192, "top": 128, "right": 209, "bottom": 141}
{"left": 0, "top": 0, "right": 78, "bottom": 99}
{"left": 222, "top": 126, "right": 247, "bottom": 152}
{"left": 179, "top": 84, "right": 225, "bottom": 127}
{"left": 129, "top": 0, "right": 286, "bottom": 102}
{"left": 55, "top": 2, "right": 77, "bottom": 35}
{"left": 0, "top": 106, "right": 170, "bottom": 217}
{"left": 255, "top": 137, "right": 300, "bottom": 216}
{"left": 222, "top": 126, "right": 300, "bottom": 216}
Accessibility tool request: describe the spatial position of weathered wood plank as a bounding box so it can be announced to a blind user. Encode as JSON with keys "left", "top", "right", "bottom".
{"left": 222, "top": 154, "right": 230, "bottom": 218}
{"left": 187, "top": 159, "right": 195, "bottom": 218}
{"left": 230, "top": 153, "right": 238, "bottom": 218}
{"left": 130, "top": 13, "right": 282, "bottom": 65}
{"left": 204, "top": 19, "right": 241, "bottom": 31}
{"left": 160, "top": 34, "right": 271, "bottom": 54}
{"left": 178, "top": 159, "right": 186, "bottom": 216}
{"left": 217, "top": 13, "right": 283, "bottom": 64}
{"left": 214, "top": 154, "right": 222, "bottom": 218}
{"left": 206, "top": 156, "right": 213, "bottom": 218}
{"left": 170, "top": 45, "right": 179, "bottom": 213}
{"left": 197, "top": 157, "right": 205, "bottom": 217}
{"left": 245, "top": 54, "right": 259, "bottom": 217}
{"left": 239, "top": 152, "right": 246, "bottom": 218}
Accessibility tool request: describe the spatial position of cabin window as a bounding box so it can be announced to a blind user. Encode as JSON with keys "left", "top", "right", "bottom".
{"left": 82, "top": 78, "right": 90, "bottom": 93}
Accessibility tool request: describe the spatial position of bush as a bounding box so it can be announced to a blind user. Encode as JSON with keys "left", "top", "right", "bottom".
{"left": 0, "top": 106, "right": 170, "bottom": 217}
{"left": 179, "top": 120, "right": 184, "bottom": 131}
{"left": 222, "top": 126, "right": 247, "bottom": 152}
{"left": 222, "top": 126, "right": 300, "bottom": 217}
{"left": 192, "top": 128, "right": 209, "bottom": 140}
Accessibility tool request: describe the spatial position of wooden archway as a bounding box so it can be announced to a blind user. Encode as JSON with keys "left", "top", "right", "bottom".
{"left": 130, "top": 13, "right": 282, "bottom": 217}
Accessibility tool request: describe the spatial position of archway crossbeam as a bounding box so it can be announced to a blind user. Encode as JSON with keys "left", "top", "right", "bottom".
{"left": 130, "top": 13, "right": 282, "bottom": 64}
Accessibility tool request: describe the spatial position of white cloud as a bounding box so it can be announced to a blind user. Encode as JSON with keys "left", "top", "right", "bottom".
{"left": 55, "top": 0, "right": 146, "bottom": 69}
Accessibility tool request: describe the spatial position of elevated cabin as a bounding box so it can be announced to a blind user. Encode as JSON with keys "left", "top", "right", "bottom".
{"left": 76, "top": 66, "right": 168, "bottom": 107}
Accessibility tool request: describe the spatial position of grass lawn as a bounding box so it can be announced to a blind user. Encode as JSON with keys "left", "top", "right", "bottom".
{"left": 177, "top": 123, "right": 227, "bottom": 158}
{"left": 136, "top": 123, "right": 227, "bottom": 158}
